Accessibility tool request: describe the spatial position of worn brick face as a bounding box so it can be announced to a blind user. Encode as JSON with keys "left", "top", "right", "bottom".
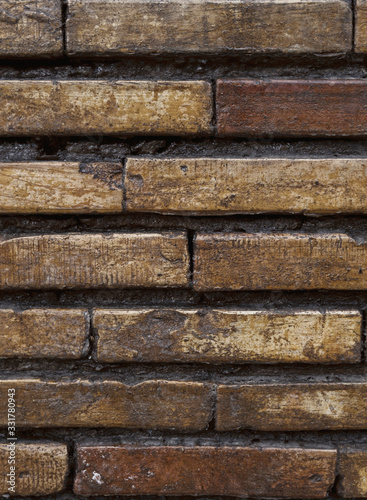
{"left": 338, "top": 449, "right": 367, "bottom": 497}
{"left": 356, "top": 0, "right": 367, "bottom": 52}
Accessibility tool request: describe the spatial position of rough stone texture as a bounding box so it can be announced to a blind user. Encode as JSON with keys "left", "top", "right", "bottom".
{"left": 356, "top": 0, "right": 367, "bottom": 52}
{"left": 194, "top": 233, "right": 367, "bottom": 291}
{"left": 94, "top": 308, "right": 361, "bottom": 364}
{"left": 216, "top": 80, "right": 367, "bottom": 137}
{"left": 0, "top": 232, "right": 189, "bottom": 289}
{"left": 0, "top": 0, "right": 62, "bottom": 57}
{"left": 216, "top": 383, "right": 367, "bottom": 431}
{"left": 0, "top": 441, "right": 68, "bottom": 496}
{"left": 0, "top": 308, "right": 89, "bottom": 359}
{"left": 0, "top": 380, "right": 213, "bottom": 430}
{"left": 66, "top": 0, "right": 351, "bottom": 55}
{"left": 74, "top": 445, "right": 337, "bottom": 497}
{"left": 338, "top": 448, "right": 367, "bottom": 497}
{"left": 0, "top": 162, "right": 123, "bottom": 214}
{"left": 0, "top": 81, "right": 212, "bottom": 136}
{"left": 125, "top": 158, "right": 367, "bottom": 215}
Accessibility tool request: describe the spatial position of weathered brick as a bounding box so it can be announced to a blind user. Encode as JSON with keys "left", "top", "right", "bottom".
{"left": 338, "top": 448, "right": 367, "bottom": 497}
{"left": 0, "top": 441, "right": 68, "bottom": 496}
{"left": 0, "top": 232, "right": 189, "bottom": 289}
{"left": 94, "top": 309, "right": 361, "bottom": 364}
{"left": 217, "top": 383, "right": 367, "bottom": 431}
{"left": 74, "top": 445, "right": 337, "bottom": 497}
{"left": 0, "top": 0, "right": 62, "bottom": 57}
{"left": 125, "top": 158, "right": 367, "bottom": 214}
{"left": 0, "top": 81, "right": 212, "bottom": 136}
{"left": 356, "top": 0, "right": 367, "bottom": 52}
{"left": 0, "top": 309, "right": 88, "bottom": 359}
{"left": 66, "top": 0, "right": 351, "bottom": 55}
{"left": 217, "top": 80, "right": 367, "bottom": 137}
{"left": 194, "top": 233, "right": 367, "bottom": 291}
{"left": 0, "top": 162, "right": 122, "bottom": 214}
{"left": 0, "top": 380, "right": 212, "bottom": 430}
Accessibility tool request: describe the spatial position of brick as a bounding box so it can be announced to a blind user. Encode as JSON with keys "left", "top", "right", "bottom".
{"left": 0, "top": 309, "right": 88, "bottom": 359}
{"left": 94, "top": 309, "right": 361, "bottom": 364}
{"left": 217, "top": 383, "right": 367, "bottom": 431}
{"left": 0, "top": 162, "right": 122, "bottom": 214}
{"left": 125, "top": 158, "right": 367, "bottom": 215}
{"left": 217, "top": 80, "right": 367, "bottom": 137}
{"left": 356, "top": 0, "right": 367, "bottom": 52}
{"left": 194, "top": 233, "right": 367, "bottom": 291}
{"left": 0, "top": 232, "right": 189, "bottom": 289}
{"left": 74, "top": 445, "right": 337, "bottom": 497}
{"left": 0, "top": 380, "right": 212, "bottom": 430}
{"left": 0, "top": 81, "right": 212, "bottom": 136}
{"left": 66, "top": 0, "right": 351, "bottom": 55}
{"left": 0, "top": 0, "right": 62, "bottom": 57}
{"left": 0, "top": 441, "right": 68, "bottom": 496}
{"left": 338, "top": 449, "right": 367, "bottom": 497}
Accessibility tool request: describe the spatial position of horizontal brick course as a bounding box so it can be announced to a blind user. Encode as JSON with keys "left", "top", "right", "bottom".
{"left": 94, "top": 308, "right": 361, "bottom": 364}
{"left": 194, "top": 233, "right": 367, "bottom": 291}
{"left": 216, "top": 80, "right": 367, "bottom": 138}
{"left": 338, "top": 448, "right": 367, "bottom": 497}
{"left": 74, "top": 445, "right": 337, "bottom": 497}
{"left": 66, "top": 0, "right": 351, "bottom": 55}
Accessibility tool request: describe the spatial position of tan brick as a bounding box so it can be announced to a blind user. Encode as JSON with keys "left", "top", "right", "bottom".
{"left": 194, "top": 233, "right": 367, "bottom": 291}
{"left": 94, "top": 309, "right": 361, "bottom": 364}
{"left": 0, "top": 81, "right": 212, "bottom": 136}
{"left": 74, "top": 445, "right": 337, "bottom": 497}
{"left": 125, "top": 158, "right": 367, "bottom": 215}
{"left": 0, "top": 441, "right": 68, "bottom": 496}
{"left": 0, "top": 309, "right": 88, "bottom": 359}
{"left": 0, "top": 0, "right": 62, "bottom": 57}
{"left": 66, "top": 0, "right": 351, "bottom": 55}
{"left": 338, "top": 449, "right": 367, "bottom": 497}
{"left": 0, "top": 232, "right": 189, "bottom": 289}
{"left": 356, "top": 0, "right": 367, "bottom": 52}
{"left": 0, "top": 162, "right": 122, "bottom": 214}
{"left": 0, "top": 380, "right": 212, "bottom": 430}
{"left": 217, "top": 383, "right": 367, "bottom": 431}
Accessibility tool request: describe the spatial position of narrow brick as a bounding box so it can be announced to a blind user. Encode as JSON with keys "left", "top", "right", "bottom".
{"left": 125, "top": 158, "right": 367, "bottom": 214}
{"left": 217, "top": 383, "right": 367, "bottom": 431}
{"left": 194, "top": 233, "right": 367, "bottom": 291}
{"left": 0, "top": 309, "right": 88, "bottom": 359}
{"left": 0, "top": 162, "right": 122, "bottom": 214}
{"left": 0, "top": 380, "right": 212, "bottom": 430}
{"left": 66, "top": 0, "right": 351, "bottom": 55}
{"left": 0, "top": 441, "right": 68, "bottom": 496}
{"left": 94, "top": 309, "right": 361, "bottom": 364}
{"left": 0, "top": 81, "right": 212, "bottom": 136}
{"left": 338, "top": 449, "right": 367, "bottom": 497}
{"left": 74, "top": 445, "right": 337, "bottom": 497}
{"left": 217, "top": 80, "right": 367, "bottom": 137}
{"left": 0, "top": 232, "right": 189, "bottom": 289}
{"left": 0, "top": 0, "right": 62, "bottom": 57}
{"left": 356, "top": 0, "right": 367, "bottom": 52}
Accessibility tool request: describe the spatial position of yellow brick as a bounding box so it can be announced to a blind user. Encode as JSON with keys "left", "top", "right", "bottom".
{"left": 339, "top": 449, "right": 367, "bottom": 497}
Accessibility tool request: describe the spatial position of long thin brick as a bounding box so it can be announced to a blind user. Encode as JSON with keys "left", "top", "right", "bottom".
{"left": 0, "top": 162, "right": 122, "bottom": 214}
{"left": 66, "top": 0, "right": 351, "bottom": 55}
{"left": 216, "top": 383, "right": 367, "bottom": 431}
{"left": 0, "top": 309, "right": 89, "bottom": 359}
{"left": 94, "top": 309, "right": 361, "bottom": 364}
{"left": 356, "top": 0, "right": 367, "bottom": 52}
{"left": 216, "top": 80, "right": 367, "bottom": 137}
{"left": 0, "top": 232, "right": 189, "bottom": 289}
{"left": 0, "top": 81, "right": 212, "bottom": 136}
{"left": 74, "top": 445, "right": 337, "bottom": 497}
{"left": 338, "top": 448, "right": 367, "bottom": 497}
{"left": 0, "top": 380, "right": 212, "bottom": 430}
{"left": 194, "top": 233, "right": 367, "bottom": 291}
{"left": 0, "top": 442, "right": 68, "bottom": 496}
{"left": 0, "top": 0, "right": 62, "bottom": 57}
{"left": 125, "top": 158, "right": 367, "bottom": 214}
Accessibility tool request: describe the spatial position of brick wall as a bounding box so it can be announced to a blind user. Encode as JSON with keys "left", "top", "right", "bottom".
{"left": 1, "top": 0, "right": 367, "bottom": 498}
